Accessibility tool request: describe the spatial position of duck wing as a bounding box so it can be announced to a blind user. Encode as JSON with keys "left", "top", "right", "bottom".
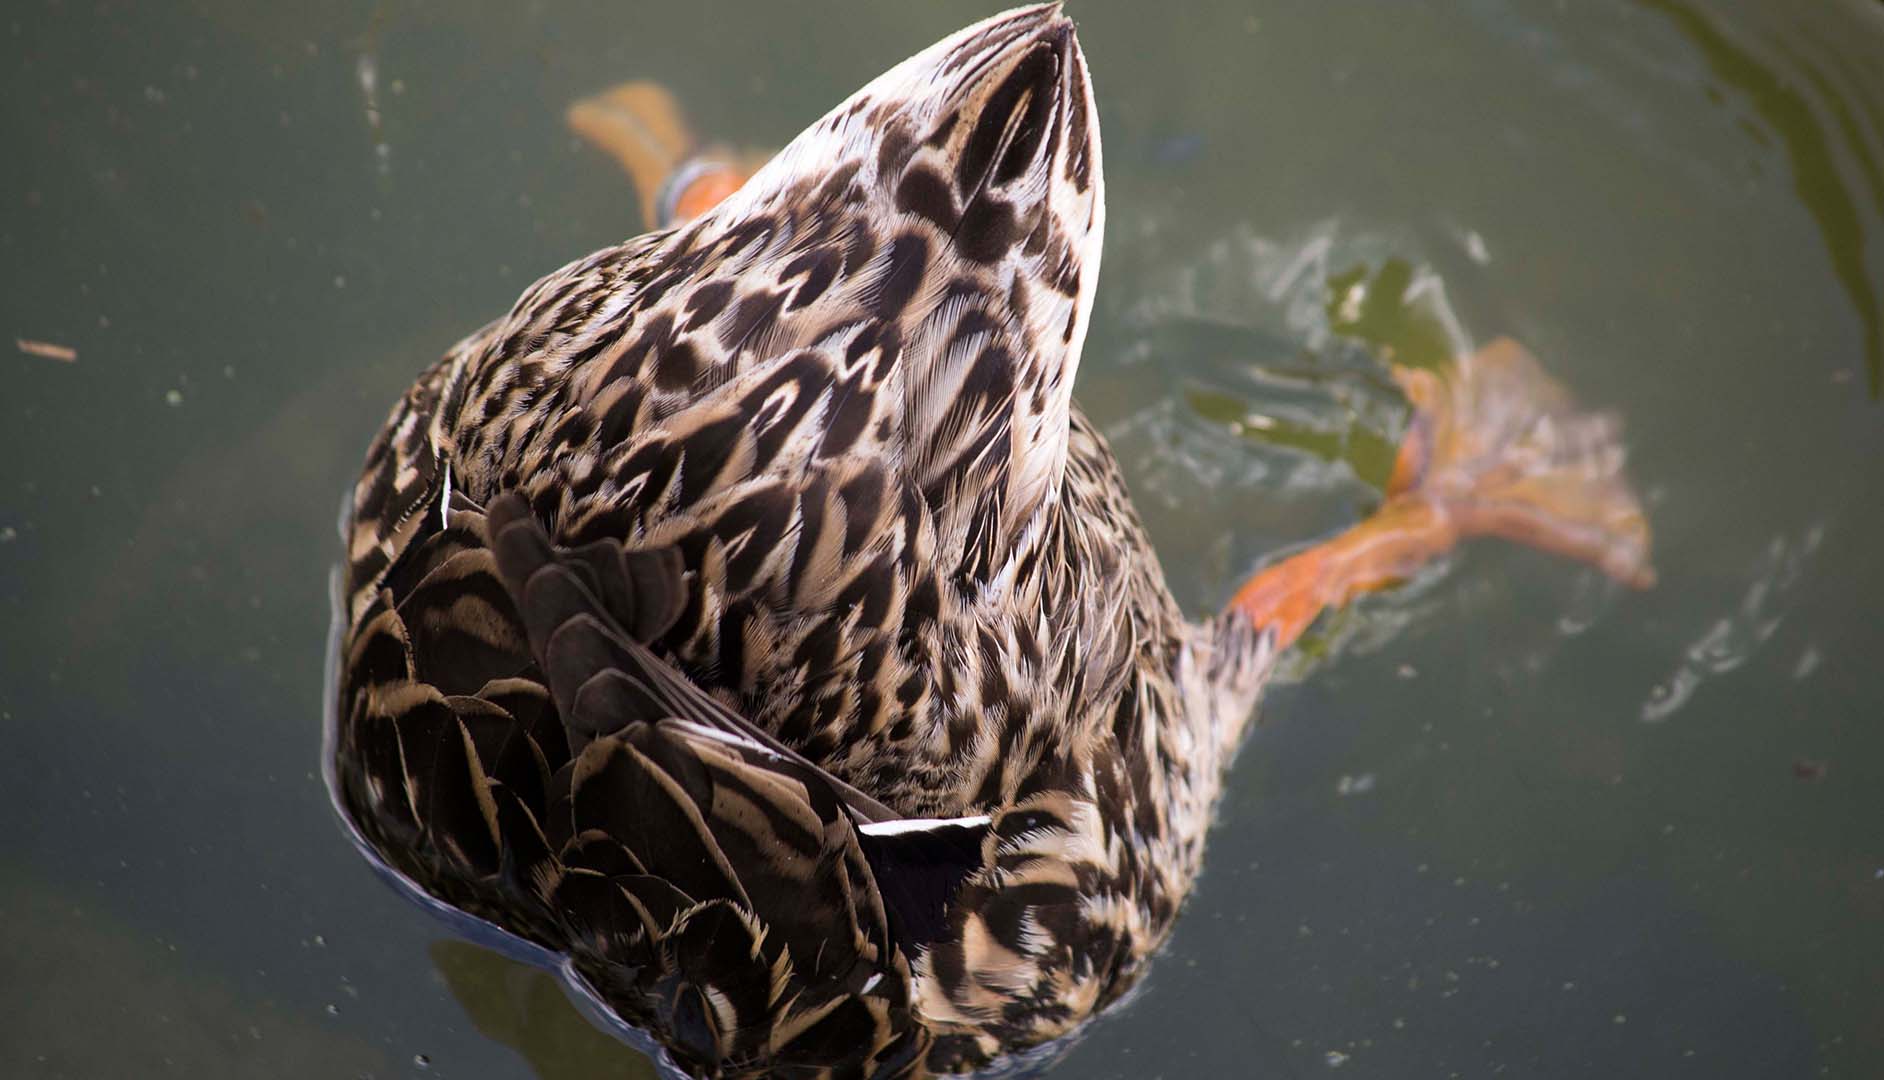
{"left": 335, "top": 488, "right": 993, "bottom": 1075}
{"left": 484, "top": 492, "right": 990, "bottom": 944}
{"left": 334, "top": 6, "right": 1120, "bottom": 1072}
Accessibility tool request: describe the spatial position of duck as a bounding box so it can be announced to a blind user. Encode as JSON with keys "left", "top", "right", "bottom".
{"left": 328, "top": 5, "right": 1653, "bottom": 1077}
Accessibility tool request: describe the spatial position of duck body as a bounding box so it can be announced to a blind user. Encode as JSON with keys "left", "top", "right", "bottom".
{"left": 333, "top": 5, "right": 1657, "bottom": 1076}
{"left": 333, "top": 7, "right": 1269, "bottom": 1076}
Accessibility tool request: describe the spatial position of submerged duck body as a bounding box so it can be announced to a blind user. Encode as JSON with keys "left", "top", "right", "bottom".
{"left": 335, "top": 7, "right": 1263, "bottom": 1074}
{"left": 331, "top": 5, "right": 1650, "bottom": 1077}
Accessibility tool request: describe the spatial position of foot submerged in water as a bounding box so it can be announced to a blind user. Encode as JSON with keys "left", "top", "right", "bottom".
{"left": 1231, "top": 336, "right": 1654, "bottom": 649}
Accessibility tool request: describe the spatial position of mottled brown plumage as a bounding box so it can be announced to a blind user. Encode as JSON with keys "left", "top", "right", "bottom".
{"left": 327, "top": 6, "right": 1650, "bottom": 1077}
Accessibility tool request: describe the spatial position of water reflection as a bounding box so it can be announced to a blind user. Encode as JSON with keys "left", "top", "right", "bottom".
{"left": 8, "top": 0, "right": 1884, "bottom": 1077}
{"left": 1644, "top": 0, "right": 1884, "bottom": 397}
{"left": 1114, "top": 224, "right": 1463, "bottom": 502}
{"left": 431, "top": 942, "right": 660, "bottom": 1080}
{"left": 0, "top": 877, "right": 391, "bottom": 1077}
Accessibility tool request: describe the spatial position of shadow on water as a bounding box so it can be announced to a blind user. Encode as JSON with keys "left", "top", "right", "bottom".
{"left": 1643, "top": 0, "right": 1884, "bottom": 398}
{"left": 432, "top": 941, "right": 661, "bottom": 1080}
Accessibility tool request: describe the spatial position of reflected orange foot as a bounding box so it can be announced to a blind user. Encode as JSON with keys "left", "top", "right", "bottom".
{"left": 1231, "top": 337, "right": 1655, "bottom": 651}
{"left": 566, "top": 81, "right": 757, "bottom": 229}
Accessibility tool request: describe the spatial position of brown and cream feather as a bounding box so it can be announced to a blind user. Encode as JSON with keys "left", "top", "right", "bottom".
{"left": 331, "top": 6, "right": 1274, "bottom": 1076}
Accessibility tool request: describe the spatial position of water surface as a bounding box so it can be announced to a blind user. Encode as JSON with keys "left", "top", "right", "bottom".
{"left": 4, "top": 1, "right": 1882, "bottom": 1076}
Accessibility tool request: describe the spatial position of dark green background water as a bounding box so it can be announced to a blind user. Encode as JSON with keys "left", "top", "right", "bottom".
{"left": 5, "top": 1, "right": 1881, "bottom": 1076}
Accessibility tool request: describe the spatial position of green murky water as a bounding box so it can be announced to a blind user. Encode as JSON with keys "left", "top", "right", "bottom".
{"left": 5, "top": 1, "right": 1882, "bottom": 1076}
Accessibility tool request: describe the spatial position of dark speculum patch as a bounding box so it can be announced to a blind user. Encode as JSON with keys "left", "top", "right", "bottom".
{"left": 874, "top": 232, "right": 929, "bottom": 321}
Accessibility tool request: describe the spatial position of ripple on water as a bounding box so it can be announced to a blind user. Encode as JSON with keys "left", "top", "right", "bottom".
{"left": 1641, "top": 524, "right": 1823, "bottom": 722}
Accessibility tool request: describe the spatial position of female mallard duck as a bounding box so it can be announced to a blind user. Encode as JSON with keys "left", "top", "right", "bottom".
{"left": 329, "top": 5, "right": 1652, "bottom": 1077}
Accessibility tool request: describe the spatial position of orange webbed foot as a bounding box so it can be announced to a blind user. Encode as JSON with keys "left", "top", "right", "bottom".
{"left": 1230, "top": 338, "right": 1654, "bottom": 651}
{"left": 565, "top": 81, "right": 758, "bottom": 228}
{"left": 1387, "top": 338, "right": 1654, "bottom": 590}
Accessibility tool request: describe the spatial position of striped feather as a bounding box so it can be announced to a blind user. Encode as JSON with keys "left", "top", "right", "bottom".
{"left": 332, "top": 6, "right": 1271, "bottom": 1076}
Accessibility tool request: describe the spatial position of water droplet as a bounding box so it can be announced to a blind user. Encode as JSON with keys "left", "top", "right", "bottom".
{"left": 1335, "top": 773, "right": 1376, "bottom": 797}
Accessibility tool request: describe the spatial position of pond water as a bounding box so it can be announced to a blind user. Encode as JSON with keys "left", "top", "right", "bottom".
{"left": 4, "top": 1, "right": 1882, "bottom": 1076}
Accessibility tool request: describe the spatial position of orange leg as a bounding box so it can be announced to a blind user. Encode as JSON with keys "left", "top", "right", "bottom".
{"left": 563, "top": 86, "right": 1656, "bottom": 652}
{"left": 1228, "top": 498, "right": 1459, "bottom": 653}
{"left": 1230, "top": 338, "right": 1654, "bottom": 652}
{"left": 565, "top": 81, "right": 758, "bottom": 229}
